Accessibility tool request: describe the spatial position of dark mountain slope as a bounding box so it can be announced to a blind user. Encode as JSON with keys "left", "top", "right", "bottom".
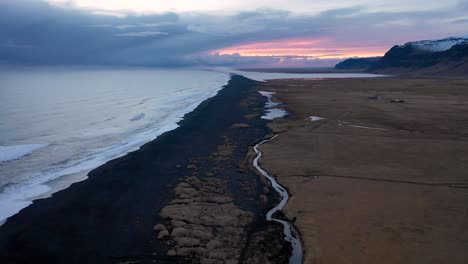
{"left": 334, "top": 57, "right": 381, "bottom": 70}
{"left": 368, "top": 37, "right": 468, "bottom": 76}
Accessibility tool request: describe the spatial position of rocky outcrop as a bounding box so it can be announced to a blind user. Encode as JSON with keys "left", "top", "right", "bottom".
{"left": 158, "top": 176, "right": 254, "bottom": 263}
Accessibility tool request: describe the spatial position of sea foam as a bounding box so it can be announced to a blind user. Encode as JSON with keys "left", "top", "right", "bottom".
{"left": 0, "top": 144, "right": 46, "bottom": 163}
{"left": 0, "top": 68, "right": 230, "bottom": 223}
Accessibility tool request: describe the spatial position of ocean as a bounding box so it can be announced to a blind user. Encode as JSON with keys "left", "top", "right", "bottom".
{"left": 0, "top": 67, "right": 384, "bottom": 223}
{"left": 0, "top": 67, "right": 230, "bottom": 222}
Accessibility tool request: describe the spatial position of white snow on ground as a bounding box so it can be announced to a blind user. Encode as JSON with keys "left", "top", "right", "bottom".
{"left": 309, "top": 116, "right": 324, "bottom": 121}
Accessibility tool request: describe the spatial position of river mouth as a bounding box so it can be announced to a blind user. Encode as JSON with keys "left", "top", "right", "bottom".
{"left": 253, "top": 135, "right": 303, "bottom": 264}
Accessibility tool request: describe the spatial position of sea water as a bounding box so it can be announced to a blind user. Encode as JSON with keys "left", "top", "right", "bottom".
{"left": 0, "top": 67, "right": 230, "bottom": 222}
{"left": 0, "top": 66, "right": 384, "bottom": 223}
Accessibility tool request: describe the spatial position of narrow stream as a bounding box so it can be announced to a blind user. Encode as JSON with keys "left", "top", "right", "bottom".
{"left": 253, "top": 135, "right": 303, "bottom": 264}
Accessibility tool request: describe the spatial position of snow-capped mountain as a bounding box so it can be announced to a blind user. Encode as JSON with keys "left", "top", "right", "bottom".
{"left": 367, "top": 36, "right": 468, "bottom": 75}
{"left": 333, "top": 36, "right": 468, "bottom": 75}
{"left": 402, "top": 37, "right": 468, "bottom": 52}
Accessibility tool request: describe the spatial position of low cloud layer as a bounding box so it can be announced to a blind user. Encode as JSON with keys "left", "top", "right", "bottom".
{"left": 1, "top": 0, "right": 467, "bottom": 67}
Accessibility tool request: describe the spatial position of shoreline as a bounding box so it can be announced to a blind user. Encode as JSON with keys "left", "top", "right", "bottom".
{"left": 0, "top": 68, "right": 231, "bottom": 224}
{"left": 0, "top": 75, "right": 294, "bottom": 263}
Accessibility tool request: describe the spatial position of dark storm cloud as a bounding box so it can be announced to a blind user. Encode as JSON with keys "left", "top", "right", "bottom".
{"left": 0, "top": 0, "right": 466, "bottom": 67}
{"left": 0, "top": 0, "right": 186, "bottom": 65}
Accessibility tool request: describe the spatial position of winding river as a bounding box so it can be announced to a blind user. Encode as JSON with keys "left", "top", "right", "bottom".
{"left": 253, "top": 135, "right": 303, "bottom": 264}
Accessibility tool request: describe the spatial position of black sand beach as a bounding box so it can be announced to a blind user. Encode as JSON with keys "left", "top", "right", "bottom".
{"left": 0, "top": 75, "right": 291, "bottom": 264}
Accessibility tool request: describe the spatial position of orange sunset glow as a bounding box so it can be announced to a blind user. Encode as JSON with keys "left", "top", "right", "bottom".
{"left": 216, "top": 38, "right": 388, "bottom": 59}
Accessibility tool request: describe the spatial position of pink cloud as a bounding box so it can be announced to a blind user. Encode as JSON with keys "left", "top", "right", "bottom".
{"left": 215, "top": 37, "right": 389, "bottom": 59}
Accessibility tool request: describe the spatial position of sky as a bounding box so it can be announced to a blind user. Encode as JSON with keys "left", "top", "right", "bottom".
{"left": 0, "top": 0, "right": 467, "bottom": 67}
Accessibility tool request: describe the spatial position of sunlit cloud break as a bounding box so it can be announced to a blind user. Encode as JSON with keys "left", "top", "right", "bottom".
{"left": 216, "top": 38, "right": 388, "bottom": 59}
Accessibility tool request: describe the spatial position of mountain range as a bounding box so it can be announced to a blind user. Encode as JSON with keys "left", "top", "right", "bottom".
{"left": 335, "top": 37, "right": 468, "bottom": 76}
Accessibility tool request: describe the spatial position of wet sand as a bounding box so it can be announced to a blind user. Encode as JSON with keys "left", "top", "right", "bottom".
{"left": 257, "top": 77, "right": 468, "bottom": 264}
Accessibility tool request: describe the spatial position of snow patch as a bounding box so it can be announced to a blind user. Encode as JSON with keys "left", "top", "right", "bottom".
{"left": 404, "top": 37, "right": 468, "bottom": 52}
{"left": 310, "top": 116, "right": 324, "bottom": 121}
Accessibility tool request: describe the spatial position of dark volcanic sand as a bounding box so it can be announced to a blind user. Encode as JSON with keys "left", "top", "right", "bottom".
{"left": 0, "top": 76, "right": 291, "bottom": 264}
